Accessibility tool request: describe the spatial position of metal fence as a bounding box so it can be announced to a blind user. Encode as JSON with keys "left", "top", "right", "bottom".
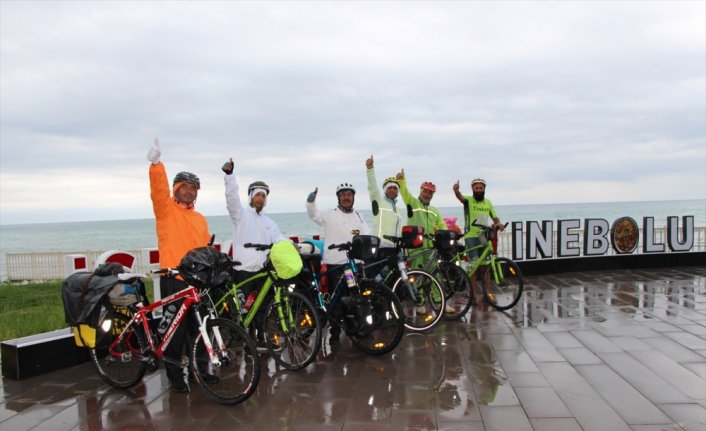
{"left": 4, "top": 227, "right": 705, "bottom": 281}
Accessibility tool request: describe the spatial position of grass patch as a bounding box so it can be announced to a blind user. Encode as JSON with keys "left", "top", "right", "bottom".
{"left": 0, "top": 279, "right": 154, "bottom": 342}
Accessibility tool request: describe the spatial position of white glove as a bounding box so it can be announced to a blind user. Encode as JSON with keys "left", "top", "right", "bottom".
{"left": 147, "top": 138, "right": 161, "bottom": 164}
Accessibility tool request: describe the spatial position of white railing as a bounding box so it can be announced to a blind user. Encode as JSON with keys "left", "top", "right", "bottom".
{"left": 3, "top": 227, "right": 705, "bottom": 281}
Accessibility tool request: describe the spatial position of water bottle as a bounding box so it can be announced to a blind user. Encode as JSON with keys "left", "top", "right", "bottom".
{"left": 158, "top": 304, "right": 177, "bottom": 335}
{"left": 397, "top": 260, "right": 409, "bottom": 281}
{"left": 344, "top": 268, "right": 356, "bottom": 288}
{"left": 244, "top": 293, "right": 255, "bottom": 312}
{"left": 236, "top": 290, "right": 248, "bottom": 315}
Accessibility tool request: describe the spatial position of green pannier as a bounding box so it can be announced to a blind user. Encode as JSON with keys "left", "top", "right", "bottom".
{"left": 270, "top": 240, "right": 303, "bottom": 279}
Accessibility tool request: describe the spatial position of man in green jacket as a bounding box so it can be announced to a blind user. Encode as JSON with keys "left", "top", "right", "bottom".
{"left": 453, "top": 178, "right": 504, "bottom": 304}
{"left": 398, "top": 169, "right": 448, "bottom": 264}
{"left": 399, "top": 169, "right": 451, "bottom": 313}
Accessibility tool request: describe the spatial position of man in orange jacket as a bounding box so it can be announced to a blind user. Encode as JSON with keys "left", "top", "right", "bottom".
{"left": 148, "top": 138, "right": 211, "bottom": 393}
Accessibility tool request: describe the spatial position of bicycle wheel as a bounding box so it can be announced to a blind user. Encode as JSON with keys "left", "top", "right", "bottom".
{"left": 90, "top": 306, "right": 147, "bottom": 388}
{"left": 483, "top": 257, "right": 524, "bottom": 311}
{"left": 391, "top": 269, "right": 445, "bottom": 332}
{"left": 261, "top": 290, "right": 322, "bottom": 370}
{"left": 192, "top": 318, "right": 260, "bottom": 405}
{"left": 349, "top": 281, "right": 405, "bottom": 355}
{"left": 434, "top": 262, "right": 472, "bottom": 320}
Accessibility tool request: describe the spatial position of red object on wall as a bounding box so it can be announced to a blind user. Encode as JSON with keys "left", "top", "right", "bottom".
{"left": 149, "top": 250, "right": 160, "bottom": 265}
{"left": 73, "top": 257, "right": 87, "bottom": 269}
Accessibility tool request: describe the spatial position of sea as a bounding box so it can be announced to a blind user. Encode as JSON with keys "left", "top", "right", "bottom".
{"left": 1, "top": 199, "right": 704, "bottom": 281}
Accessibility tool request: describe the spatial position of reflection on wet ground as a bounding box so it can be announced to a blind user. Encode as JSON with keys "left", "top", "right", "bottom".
{"left": 2, "top": 266, "right": 705, "bottom": 430}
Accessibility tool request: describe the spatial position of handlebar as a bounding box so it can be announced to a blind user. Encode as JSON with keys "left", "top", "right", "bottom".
{"left": 244, "top": 242, "right": 272, "bottom": 251}
{"left": 327, "top": 242, "right": 351, "bottom": 251}
{"left": 152, "top": 268, "right": 180, "bottom": 277}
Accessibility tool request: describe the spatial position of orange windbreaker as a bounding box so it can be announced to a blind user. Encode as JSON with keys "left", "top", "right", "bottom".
{"left": 149, "top": 162, "right": 211, "bottom": 268}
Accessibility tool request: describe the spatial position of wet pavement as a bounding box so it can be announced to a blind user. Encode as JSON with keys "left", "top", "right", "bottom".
{"left": 1, "top": 266, "right": 705, "bottom": 431}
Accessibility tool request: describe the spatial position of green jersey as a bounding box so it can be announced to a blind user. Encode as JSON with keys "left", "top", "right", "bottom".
{"left": 399, "top": 178, "right": 447, "bottom": 248}
{"left": 462, "top": 196, "right": 497, "bottom": 238}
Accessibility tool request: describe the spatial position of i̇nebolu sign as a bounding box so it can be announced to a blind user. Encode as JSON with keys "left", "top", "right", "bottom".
{"left": 510, "top": 215, "right": 695, "bottom": 261}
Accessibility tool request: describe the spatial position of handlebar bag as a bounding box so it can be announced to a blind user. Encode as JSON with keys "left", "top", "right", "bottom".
{"left": 401, "top": 225, "right": 425, "bottom": 249}
{"left": 178, "top": 246, "right": 233, "bottom": 290}
{"left": 270, "top": 240, "right": 303, "bottom": 280}
{"left": 351, "top": 235, "right": 381, "bottom": 261}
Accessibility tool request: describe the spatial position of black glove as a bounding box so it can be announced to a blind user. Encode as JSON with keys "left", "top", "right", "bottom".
{"left": 222, "top": 158, "right": 234, "bottom": 175}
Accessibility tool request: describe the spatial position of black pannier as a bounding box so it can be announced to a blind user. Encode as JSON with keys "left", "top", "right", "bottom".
{"left": 434, "top": 230, "right": 459, "bottom": 252}
{"left": 350, "top": 235, "right": 381, "bottom": 261}
{"left": 178, "top": 246, "right": 233, "bottom": 290}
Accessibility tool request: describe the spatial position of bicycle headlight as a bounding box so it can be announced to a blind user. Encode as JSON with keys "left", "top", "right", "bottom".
{"left": 101, "top": 319, "right": 113, "bottom": 332}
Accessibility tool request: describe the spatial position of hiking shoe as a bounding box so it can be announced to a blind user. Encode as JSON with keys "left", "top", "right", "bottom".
{"left": 200, "top": 373, "right": 220, "bottom": 384}
{"left": 171, "top": 379, "right": 189, "bottom": 393}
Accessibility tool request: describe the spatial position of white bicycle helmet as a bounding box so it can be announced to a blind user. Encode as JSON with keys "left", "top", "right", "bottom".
{"left": 336, "top": 182, "right": 355, "bottom": 195}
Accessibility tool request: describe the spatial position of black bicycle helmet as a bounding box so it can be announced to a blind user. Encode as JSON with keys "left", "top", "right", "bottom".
{"left": 336, "top": 182, "right": 356, "bottom": 195}
{"left": 248, "top": 180, "right": 270, "bottom": 195}
{"left": 173, "top": 171, "right": 201, "bottom": 189}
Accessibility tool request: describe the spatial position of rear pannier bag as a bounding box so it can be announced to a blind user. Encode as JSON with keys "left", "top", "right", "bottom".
{"left": 62, "top": 265, "right": 145, "bottom": 348}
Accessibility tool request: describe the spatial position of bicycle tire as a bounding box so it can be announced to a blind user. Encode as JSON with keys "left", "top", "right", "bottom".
{"left": 349, "top": 281, "right": 405, "bottom": 355}
{"left": 434, "top": 263, "right": 473, "bottom": 321}
{"left": 261, "top": 290, "right": 322, "bottom": 371}
{"left": 191, "top": 318, "right": 261, "bottom": 405}
{"left": 90, "top": 307, "right": 147, "bottom": 388}
{"left": 391, "top": 269, "right": 445, "bottom": 332}
{"left": 483, "top": 257, "right": 524, "bottom": 311}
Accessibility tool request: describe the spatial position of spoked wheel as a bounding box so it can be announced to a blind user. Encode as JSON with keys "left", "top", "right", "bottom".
{"left": 261, "top": 290, "right": 322, "bottom": 370}
{"left": 90, "top": 306, "right": 147, "bottom": 388}
{"left": 192, "top": 318, "right": 260, "bottom": 405}
{"left": 483, "top": 257, "right": 524, "bottom": 311}
{"left": 391, "top": 269, "right": 445, "bottom": 332}
{"left": 434, "top": 263, "right": 472, "bottom": 320}
{"left": 349, "top": 281, "right": 405, "bottom": 356}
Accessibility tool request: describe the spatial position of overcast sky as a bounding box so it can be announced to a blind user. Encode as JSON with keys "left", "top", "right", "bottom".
{"left": 1, "top": 1, "right": 704, "bottom": 225}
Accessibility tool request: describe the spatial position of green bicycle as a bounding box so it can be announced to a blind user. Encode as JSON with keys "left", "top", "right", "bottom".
{"left": 459, "top": 222, "right": 524, "bottom": 311}
{"left": 212, "top": 242, "right": 322, "bottom": 371}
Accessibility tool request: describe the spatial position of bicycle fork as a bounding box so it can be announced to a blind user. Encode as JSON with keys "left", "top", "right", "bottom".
{"left": 397, "top": 259, "right": 420, "bottom": 303}
{"left": 194, "top": 312, "right": 222, "bottom": 367}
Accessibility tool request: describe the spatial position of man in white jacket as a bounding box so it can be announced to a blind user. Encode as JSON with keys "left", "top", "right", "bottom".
{"left": 306, "top": 182, "right": 370, "bottom": 346}
{"left": 365, "top": 154, "right": 405, "bottom": 252}
{"left": 223, "top": 158, "right": 285, "bottom": 348}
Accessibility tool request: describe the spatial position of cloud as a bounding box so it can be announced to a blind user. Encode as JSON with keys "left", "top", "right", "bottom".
{"left": 1, "top": 1, "right": 704, "bottom": 225}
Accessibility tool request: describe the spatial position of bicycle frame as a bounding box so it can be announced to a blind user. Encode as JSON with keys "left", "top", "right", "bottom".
{"left": 213, "top": 267, "right": 295, "bottom": 334}
{"left": 109, "top": 285, "right": 221, "bottom": 367}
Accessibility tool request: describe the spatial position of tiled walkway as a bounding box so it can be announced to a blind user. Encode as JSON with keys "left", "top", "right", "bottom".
{"left": 1, "top": 266, "right": 705, "bottom": 430}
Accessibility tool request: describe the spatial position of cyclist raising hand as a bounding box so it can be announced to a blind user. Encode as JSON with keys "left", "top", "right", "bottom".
{"left": 306, "top": 182, "right": 371, "bottom": 346}
{"left": 147, "top": 138, "right": 211, "bottom": 393}
{"left": 453, "top": 178, "right": 503, "bottom": 304}
{"left": 223, "top": 157, "right": 285, "bottom": 348}
{"left": 365, "top": 155, "right": 405, "bottom": 253}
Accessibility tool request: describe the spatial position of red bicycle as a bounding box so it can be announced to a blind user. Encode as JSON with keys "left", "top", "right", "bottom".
{"left": 89, "top": 268, "right": 260, "bottom": 405}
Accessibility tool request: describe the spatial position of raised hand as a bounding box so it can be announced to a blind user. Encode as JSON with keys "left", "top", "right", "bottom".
{"left": 307, "top": 187, "right": 319, "bottom": 203}
{"left": 147, "top": 138, "right": 161, "bottom": 164}
{"left": 365, "top": 155, "right": 374, "bottom": 169}
{"left": 222, "top": 157, "right": 234, "bottom": 175}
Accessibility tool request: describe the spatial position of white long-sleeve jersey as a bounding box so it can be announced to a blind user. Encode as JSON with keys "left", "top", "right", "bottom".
{"left": 225, "top": 174, "right": 285, "bottom": 271}
{"left": 306, "top": 200, "right": 371, "bottom": 265}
